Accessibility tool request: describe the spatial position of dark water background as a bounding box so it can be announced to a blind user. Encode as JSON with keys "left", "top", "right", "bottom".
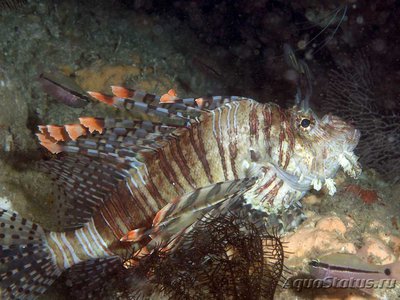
{"left": 0, "top": 0, "right": 399, "bottom": 299}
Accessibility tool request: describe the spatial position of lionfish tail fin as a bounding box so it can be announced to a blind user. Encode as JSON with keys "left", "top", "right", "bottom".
{"left": 0, "top": 208, "right": 62, "bottom": 299}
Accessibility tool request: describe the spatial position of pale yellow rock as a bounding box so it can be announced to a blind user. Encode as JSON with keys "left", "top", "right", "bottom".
{"left": 315, "top": 216, "right": 347, "bottom": 234}
{"left": 302, "top": 193, "right": 321, "bottom": 205}
{"left": 138, "top": 78, "right": 174, "bottom": 95}
{"left": 131, "top": 52, "right": 142, "bottom": 65}
{"left": 357, "top": 235, "right": 396, "bottom": 264}
{"left": 368, "top": 220, "right": 385, "bottom": 230}
{"left": 343, "top": 296, "right": 370, "bottom": 300}
{"left": 314, "top": 296, "right": 343, "bottom": 300}
{"left": 334, "top": 170, "right": 347, "bottom": 186}
{"left": 387, "top": 234, "right": 400, "bottom": 256}
{"left": 283, "top": 215, "right": 356, "bottom": 266}
{"left": 76, "top": 64, "right": 141, "bottom": 91}
{"left": 344, "top": 215, "right": 356, "bottom": 229}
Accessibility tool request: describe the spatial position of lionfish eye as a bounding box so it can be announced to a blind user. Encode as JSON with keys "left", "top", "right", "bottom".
{"left": 300, "top": 118, "right": 311, "bottom": 128}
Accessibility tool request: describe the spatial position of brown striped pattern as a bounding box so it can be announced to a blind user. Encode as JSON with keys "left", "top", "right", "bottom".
{"left": 88, "top": 99, "right": 298, "bottom": 253}
{"left": 41, "top": 98, "right": 302, "bottom": 264}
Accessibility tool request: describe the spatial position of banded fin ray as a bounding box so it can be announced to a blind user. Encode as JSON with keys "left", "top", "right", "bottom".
{"left": 37, "top": 117, "right": 190, "bottom": 229}
{"left": 89, "top": 87, "right": 201, "bottom": 123}
{"left": 41, "top": 156, "right": 127, "bottom": 228}
{"left": 0, "top": 209, "right": 62, "bottom": 299}
{"left": 37, "top": 117, "right": 182, "bottom": 159}
{"left": 91, "top": 85, "right": 252, "bottom": 117}
{"left": 122, "top": 177, "right": 257, "bottom": 250}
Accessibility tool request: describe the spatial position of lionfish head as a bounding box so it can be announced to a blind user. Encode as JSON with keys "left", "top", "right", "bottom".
{"left": 288, "top": 107, "right": 361, "bottom": 195}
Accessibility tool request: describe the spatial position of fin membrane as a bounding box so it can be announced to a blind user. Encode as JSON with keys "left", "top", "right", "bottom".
{"left": 0, "top": 209, "right": 62, "bottom": 299}
{"left": 41, "top": 156, "right": 127, "bottom": 228}
{"left": 38, "top": 117, "right": 183, "bottom": 228}
{"left": 65, "top": 256, "right": 122, "bottom": 300}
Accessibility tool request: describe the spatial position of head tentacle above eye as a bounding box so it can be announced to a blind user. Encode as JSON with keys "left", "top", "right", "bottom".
{"left": 285, "top": 107, "right": 361, "bottom": 194}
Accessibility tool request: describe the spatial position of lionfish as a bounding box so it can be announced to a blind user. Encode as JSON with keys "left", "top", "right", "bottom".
{"left": 0, "top": 85, "right": 361, "bottom": 299}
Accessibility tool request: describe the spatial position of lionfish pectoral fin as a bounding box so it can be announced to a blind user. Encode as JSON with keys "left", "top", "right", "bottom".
{"left": 142, "top": 178, "right": 257, "bottom": 251}
{"left": 41, "top": 155, "right": 129, "bottom": 229}
{"left": 0, "top": 208, "right": 62, "bottom": 298}
{"left": 119, "top": 227, "right": 147, "bottom": 242}
{"left": 65, "top": 256, "right": 122, "bottom": 300}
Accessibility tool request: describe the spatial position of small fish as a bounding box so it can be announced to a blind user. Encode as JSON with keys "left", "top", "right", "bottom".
{"left": 309, "top": 253, "right": 399, "bottom": 293}
{"left": 0, "top": 85, "right": 361, "bottom": 298}
{"left": 39, "top": 72, "right": 90, "bottom": 108}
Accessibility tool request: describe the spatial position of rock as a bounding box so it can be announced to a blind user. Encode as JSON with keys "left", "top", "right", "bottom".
{"left": 315, "top": 216, "right": 347, "bottom": 234}
{"left": 75, "top": 63, "right": 141, "bottom": 92}
{"left": 283, "top": 215, "right": 356, "bottom": 266}
{"left": 303, "top": 193, "right": 321, "bottom": 205}
{"left": 357, "top": 235, "right": 396, "bottom": 264}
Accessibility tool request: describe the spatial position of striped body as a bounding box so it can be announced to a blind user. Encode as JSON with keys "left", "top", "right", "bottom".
{"left": 45, "top": 220, "right": 112, "bottom": 270}
{"left": 44, "top": 99, "right": 302, "bottom": 269}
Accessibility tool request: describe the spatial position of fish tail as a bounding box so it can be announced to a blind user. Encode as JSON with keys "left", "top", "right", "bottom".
{"left": 0, "top": 208, "right": 62, "bottom": 299}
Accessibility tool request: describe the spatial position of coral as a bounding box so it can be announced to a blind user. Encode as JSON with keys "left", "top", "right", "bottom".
{"left": 322, "top": 51, "right": 400, "bottom": 183}
{"left": 114, "top": 210, "right": 286, "bottom": 300}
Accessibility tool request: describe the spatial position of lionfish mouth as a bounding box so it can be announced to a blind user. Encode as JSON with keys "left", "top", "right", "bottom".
{"left": 274, "top": 141, "right": 362, "bottom": 197}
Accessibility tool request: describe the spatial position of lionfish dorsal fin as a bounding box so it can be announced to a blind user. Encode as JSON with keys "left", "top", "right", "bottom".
{"left": 90, "top": 86, "right": 253, "bottom": 119}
